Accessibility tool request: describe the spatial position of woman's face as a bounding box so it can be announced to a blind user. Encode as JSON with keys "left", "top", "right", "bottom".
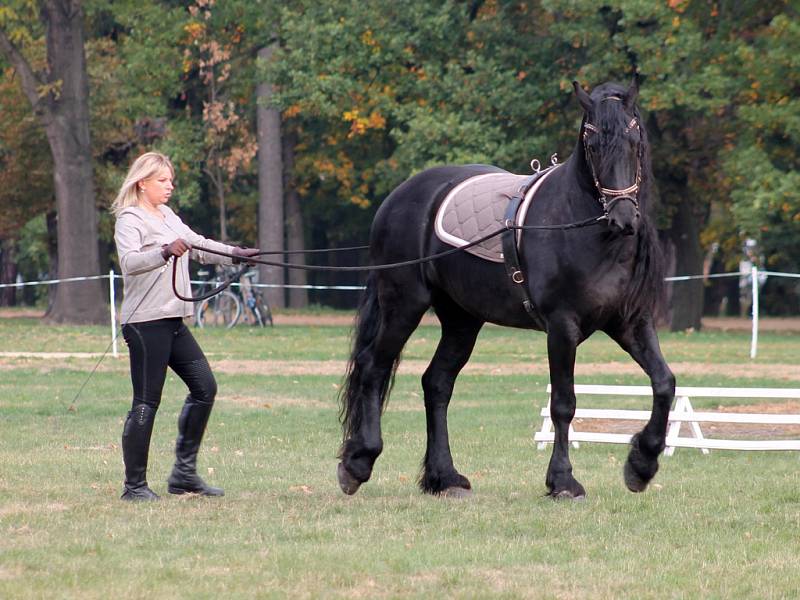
{"left": 139, "top": 166, "right": 174, "bottom": 208}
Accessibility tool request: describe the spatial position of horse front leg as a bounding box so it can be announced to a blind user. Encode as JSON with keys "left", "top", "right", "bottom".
{"left": 607, "top": 318, "right": 675, "bottom": 492}
{"left": 545, "top": 319, "right": 586, "bottom": 500}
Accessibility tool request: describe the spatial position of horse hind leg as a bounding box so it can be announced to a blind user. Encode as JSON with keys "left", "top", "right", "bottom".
{"left": 337, "top": 274, "right": 429, "bottom": 495}
{"left": 419, "top": 299, "right": 483, "bottom": 497}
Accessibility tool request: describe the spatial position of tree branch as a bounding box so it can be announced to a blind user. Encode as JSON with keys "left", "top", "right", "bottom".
{"left": 0, "top": 27, "right": 48, "bottom": 114}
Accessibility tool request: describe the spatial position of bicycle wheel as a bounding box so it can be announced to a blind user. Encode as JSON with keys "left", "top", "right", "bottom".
{"left": 196, "top": 291, "right": 242, "bottom": 328}
{"left": 254, "top": 294, "right": 273, "bottom": 327}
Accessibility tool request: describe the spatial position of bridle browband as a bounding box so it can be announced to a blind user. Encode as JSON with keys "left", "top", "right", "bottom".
{"left": 582, "top": 95, "right": 642, "bottom": 216}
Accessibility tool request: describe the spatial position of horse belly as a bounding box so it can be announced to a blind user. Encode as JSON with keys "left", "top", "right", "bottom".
{"left": 428, "top": 255, "right": 543, "bottom": 329}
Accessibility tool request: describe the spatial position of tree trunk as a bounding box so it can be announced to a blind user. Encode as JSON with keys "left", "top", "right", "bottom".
{"left": 256, "top": 44, "right": 285, "bottom": 309}
{"left": 45, "top": 210, "right": 59, "bottom": 315}
{"left": 1, "top": 1, "right": 106, "bottom": 323}
{"left": 667, "top": 198, "right": 705, "bottom": 331}
{"left": 283, "top": 133, "right": 308, "bottom": 308}
{"left": 0, "top": 239, "right": 18, "bottom": 307}
{"left": 215, "top": 164, "right": 227, "bottom": 242}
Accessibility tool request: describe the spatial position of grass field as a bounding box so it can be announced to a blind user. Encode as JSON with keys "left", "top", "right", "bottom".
{"left": 1, "top": 312, "right": 800, "bottom": 598}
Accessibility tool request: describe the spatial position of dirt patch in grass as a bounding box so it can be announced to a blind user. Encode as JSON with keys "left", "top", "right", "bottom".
{"left": 0, "top": 564, "right": 24, "bottom": 580}
{"left": 4, "top": 307, "right": 797, "bottom": 331}
{"left": 208, "top": 359, "right": 800, "bottom": 381}
{"left": 575, "top": 401, "right": 800, "bottom": 439}
{"left": 220, "top": 393, "right": 331, "bottom": 410}
{"left": 0, "top": 501, "right": 69, "bottom": 518}
{"left": 702, "top": 317, "right": 800, "bottom": 332}
{"left": 0, "top": 355, "right": 795, "bottom": 381}
{"left": 0, "top": 308, "right": 45, "bottom": 319}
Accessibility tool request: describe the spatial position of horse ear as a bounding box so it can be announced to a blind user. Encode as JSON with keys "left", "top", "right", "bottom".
{"left": 573, "top": 81, "right": 593, "bottom": 113}
{"left": 624, "top": 74, "right": 640, "bottom": 109}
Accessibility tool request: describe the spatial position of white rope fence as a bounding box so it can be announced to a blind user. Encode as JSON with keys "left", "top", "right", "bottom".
{"left": 0, "top": 267, "right": 798, "bottom": 359}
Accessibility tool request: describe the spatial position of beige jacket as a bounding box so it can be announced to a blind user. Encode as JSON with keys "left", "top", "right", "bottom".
{"left": 114, "top": 205, "right": 235, "bottom": 324}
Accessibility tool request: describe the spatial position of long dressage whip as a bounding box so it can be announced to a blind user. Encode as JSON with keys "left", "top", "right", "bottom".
{"left": 65, "top": 243, "right": 357, "bottom": 411}
{"left": 70, "top": 210, "right": 606, "bottom": 410}
{"left": 66, "top": 262, "right": 168, "bottom": 413}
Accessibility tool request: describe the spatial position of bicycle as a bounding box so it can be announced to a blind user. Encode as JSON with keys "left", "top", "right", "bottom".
{"left": 193, "top": 267, "right": 241, "bottom": 328}
{"left": 194, "top": 266, "right": 272, "bottom": 328}
{"left": 238, "top": 270, "right": 273, "bottom": 327}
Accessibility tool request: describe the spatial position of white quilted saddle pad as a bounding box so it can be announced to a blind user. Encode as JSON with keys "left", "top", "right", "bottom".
{"left": 434, "top": 166, "right": 560, "bottom": 263}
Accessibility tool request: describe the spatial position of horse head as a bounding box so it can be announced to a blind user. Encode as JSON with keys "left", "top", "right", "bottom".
{"left": 573, "top": 77, "right": 643, "bottom": 236}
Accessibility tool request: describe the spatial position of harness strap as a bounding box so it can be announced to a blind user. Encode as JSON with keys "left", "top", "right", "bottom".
{"left": 501, "top": 169, "right": 552, "bottom": 326}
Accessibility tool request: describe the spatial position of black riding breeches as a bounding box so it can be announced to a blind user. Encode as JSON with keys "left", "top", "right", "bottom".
{"left": 121, "top": 318, "right": 217, "bottom": 411}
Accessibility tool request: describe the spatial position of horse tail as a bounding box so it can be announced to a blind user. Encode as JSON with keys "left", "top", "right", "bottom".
{"left": 338, "top": 272, "right": 400, "bottom": 445}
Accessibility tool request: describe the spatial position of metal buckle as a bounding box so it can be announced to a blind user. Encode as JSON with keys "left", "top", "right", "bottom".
{"left": 511, "top": 270, "right": 524, "bottom": 284}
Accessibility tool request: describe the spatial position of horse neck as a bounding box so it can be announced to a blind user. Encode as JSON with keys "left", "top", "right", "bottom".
{"left": 556, "top": 138, "right": 601, "bottom": 220}
{"left": 566, "top": 134, "right": 597, "bottom": 196}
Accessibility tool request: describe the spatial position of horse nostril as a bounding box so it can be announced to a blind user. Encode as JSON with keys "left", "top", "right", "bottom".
{"left": 609, "top": 218, "right": 624, "bottom": 231}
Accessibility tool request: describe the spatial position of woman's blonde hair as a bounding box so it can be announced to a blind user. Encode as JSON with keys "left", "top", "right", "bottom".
{"left": 110, "top": 152, "right": 175, "bottom": 217}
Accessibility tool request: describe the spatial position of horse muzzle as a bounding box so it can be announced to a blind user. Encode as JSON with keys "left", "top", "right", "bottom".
{"left": 604, "top": 195, "right": 640, "bottom": 236}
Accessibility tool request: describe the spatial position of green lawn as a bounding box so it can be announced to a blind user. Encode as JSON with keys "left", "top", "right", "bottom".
{"left": 1, "top": 315, "right": 799, "bottom": 598}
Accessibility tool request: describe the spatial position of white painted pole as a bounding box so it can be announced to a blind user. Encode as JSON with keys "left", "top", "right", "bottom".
{"left": 750, "top": 266, "right": 759, "bottom": 359}
{"left": 109, "top": 269, "right": 118, "bottom": 358}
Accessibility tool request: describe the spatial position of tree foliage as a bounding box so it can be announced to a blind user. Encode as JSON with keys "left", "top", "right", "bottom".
{"left": 264, "top": 0, "right": 798, "bottom": 316}
{"left": 0, "top": 0, "right": 798, "bottom": 316}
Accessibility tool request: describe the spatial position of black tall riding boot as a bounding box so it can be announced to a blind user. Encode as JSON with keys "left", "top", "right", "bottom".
{"left": 121, "top": 404, "right": 160, "bottom": 501}
{"left": 167, "top": 397, "right": 224, "bottom": 496}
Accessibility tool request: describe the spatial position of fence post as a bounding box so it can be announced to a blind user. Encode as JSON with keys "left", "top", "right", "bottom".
{"left": 750, "top": 265, "right": 759, "bottom": 359}
{"left": 109, "top": 269, "right": 118, "bottom": 358}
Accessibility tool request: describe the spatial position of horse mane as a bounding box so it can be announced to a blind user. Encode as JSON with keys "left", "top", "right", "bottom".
{"left": 589, "top": 82, "right": 665, "bottom": 323}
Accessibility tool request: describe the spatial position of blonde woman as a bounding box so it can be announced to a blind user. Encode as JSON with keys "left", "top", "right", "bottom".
{"left": 112, "top": 152, "right": 259, "bottom": 501}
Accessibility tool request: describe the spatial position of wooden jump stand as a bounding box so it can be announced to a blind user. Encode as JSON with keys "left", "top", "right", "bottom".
{"left": 534, "top": 385, "right": 800, "bottom": 454}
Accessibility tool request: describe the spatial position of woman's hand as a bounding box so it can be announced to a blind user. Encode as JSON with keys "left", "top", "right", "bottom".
{"left": 161, "top": 239, "right": 191, "bottom": 260}
{"left": 232, "top": 247, "right": 261, "bottom": 265}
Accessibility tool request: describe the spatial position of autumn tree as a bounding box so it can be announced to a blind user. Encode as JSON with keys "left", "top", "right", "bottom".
{"left": 268, "top": 0, "right": 798, "bottom": 319}
{"left": 256, "top": 42, "right": 286, "bottom": 309}
{"left": 179, "top": 0, "right": 258, "bottom": 243}
{"left": 0, "top": 63, "right": 53, "bottom": 305}
{"left": 724, "top": 9, "right": 800, "bottom": 313}
{"left": 0, "top": 0, "right": 107, "bottom": 323}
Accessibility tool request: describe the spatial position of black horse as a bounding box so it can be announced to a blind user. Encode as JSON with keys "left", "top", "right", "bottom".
{"left": 337, "top": 78, "right": 675, "bottom": 500}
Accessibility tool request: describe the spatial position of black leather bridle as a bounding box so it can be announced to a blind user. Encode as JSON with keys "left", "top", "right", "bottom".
{"left": 581, "top": 96, "right": 642, "bottom": 218}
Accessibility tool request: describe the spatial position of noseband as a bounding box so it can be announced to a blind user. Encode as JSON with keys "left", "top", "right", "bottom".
{"left": 582, "top": 96, "right": 641, "bottom": 216}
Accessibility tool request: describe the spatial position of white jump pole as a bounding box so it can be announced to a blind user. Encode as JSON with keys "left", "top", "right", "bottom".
{"left": 750, "top": 265, "right": 759, "bottom": 359}
{"left": 109, "top": 269, "right": 118, "bottom": 358}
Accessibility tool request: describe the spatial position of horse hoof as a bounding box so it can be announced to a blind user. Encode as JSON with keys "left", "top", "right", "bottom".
{"left": 337, "top": 462, "right": 361, "bottom": 495}
{"left": 440, "top": 486, "right": 473, "bottom": 499}
{"left": 623, "top": 461, "right": 648, "bottom": 493}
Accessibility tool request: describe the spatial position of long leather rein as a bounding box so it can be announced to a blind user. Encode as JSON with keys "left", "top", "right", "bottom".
{"left": 171, "top": 212, "right": 607, "bottom": 303}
